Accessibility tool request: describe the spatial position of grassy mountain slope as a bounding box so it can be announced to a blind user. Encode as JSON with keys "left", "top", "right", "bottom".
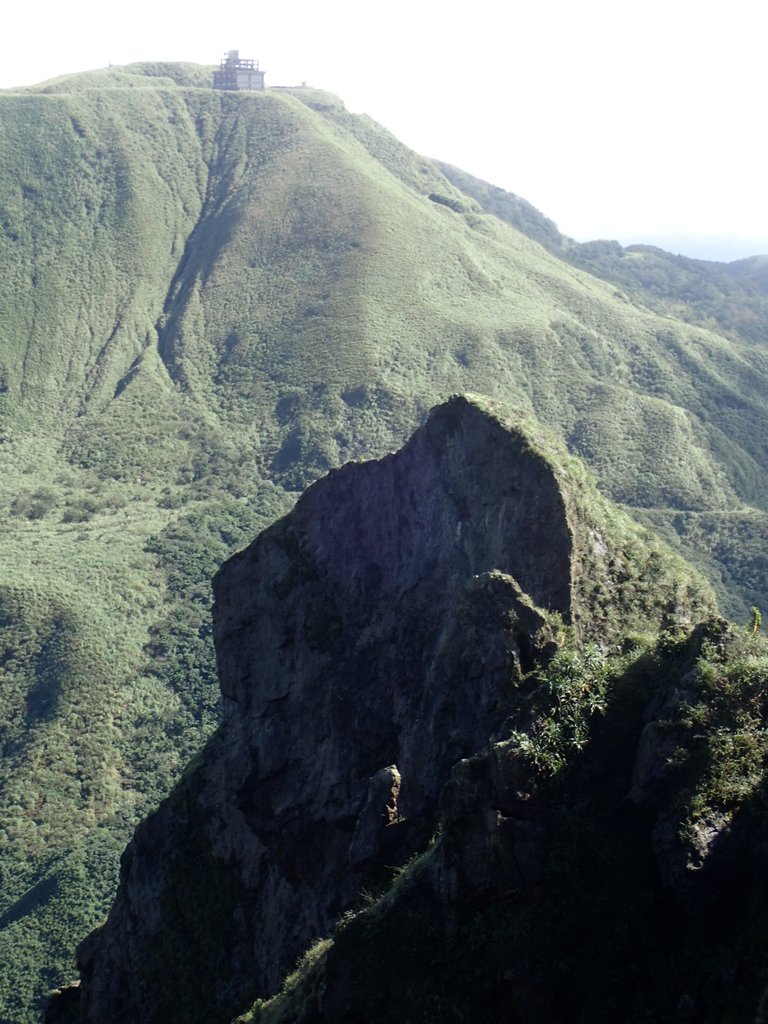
{"left": 441, "top": 162, "right": 768, "bottom": 347}
{"left": 1, "top": 62, "right": 767, "bottom": 1019}
{"left": 568, "top": 241, "right": 768, "bottom": 346}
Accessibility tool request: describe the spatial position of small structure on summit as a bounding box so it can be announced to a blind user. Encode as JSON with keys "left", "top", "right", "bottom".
{"left": 213, "top": 50, "right": 265, "bottom": 91}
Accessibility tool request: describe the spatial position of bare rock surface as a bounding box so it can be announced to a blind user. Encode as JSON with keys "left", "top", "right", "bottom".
{"left": 73, "top": 395, "right": 715, "bottom": 1024}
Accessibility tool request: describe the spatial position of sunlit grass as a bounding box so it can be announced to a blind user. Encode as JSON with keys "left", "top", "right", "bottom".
{"left": 1, "top": 61, "right": 768, "bottom": 1020}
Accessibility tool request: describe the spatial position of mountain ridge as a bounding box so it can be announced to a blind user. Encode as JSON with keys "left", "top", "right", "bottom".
{"left": 438, "top": 161, "right": 768, "bottom": 345}
{"left": 0, "top": 62, "right": 766, "bottom": 1019}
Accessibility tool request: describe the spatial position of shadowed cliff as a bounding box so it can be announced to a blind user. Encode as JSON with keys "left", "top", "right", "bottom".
{"left": 64, "top": 396, "right": 715, "bottom": 1023}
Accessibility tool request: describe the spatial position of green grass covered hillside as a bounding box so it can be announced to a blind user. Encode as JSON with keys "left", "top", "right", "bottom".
{"left": 1, "top": 61, "right": 768, "bottom": 1020}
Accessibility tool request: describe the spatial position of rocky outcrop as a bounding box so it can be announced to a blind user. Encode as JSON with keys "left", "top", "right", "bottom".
{"left": 247, "top": 624, "right": 768, "bottom": 1024}
{"left": 70, "top": 396, "right": 715, "bottom": 1024}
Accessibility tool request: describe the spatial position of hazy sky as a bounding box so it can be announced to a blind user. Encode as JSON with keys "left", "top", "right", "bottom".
{"left": 2, "top": 0, "right": 766, "bottom": 261}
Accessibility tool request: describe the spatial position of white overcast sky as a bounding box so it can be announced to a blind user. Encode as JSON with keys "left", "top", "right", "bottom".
{"left": 1, "top": 0, "right": 766, "bottom": 261}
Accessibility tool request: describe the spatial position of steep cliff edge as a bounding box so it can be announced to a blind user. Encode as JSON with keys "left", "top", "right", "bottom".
{"left": 241, "top": 615, "right": 768, "bottom": 1024}
{"left": 65, "top": 396, "right": 716, "bottom": 1023}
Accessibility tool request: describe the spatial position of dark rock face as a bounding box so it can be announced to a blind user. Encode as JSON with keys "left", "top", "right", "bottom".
{"left": 72, "top": 396, "right": 714, "bottom": 1024}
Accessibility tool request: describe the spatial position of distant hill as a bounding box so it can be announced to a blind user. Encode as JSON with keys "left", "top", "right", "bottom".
{"left": 439, "top": 163, "right": 768, "bottom": 346}
{"left": 567, "top": 242, "right": 768, "bottom": 346}
{"left": 1, "top": 62, "right": 768, "bottom": 1020}
{"left": 726, "top": 253, "right": 768, "bottom": 288}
